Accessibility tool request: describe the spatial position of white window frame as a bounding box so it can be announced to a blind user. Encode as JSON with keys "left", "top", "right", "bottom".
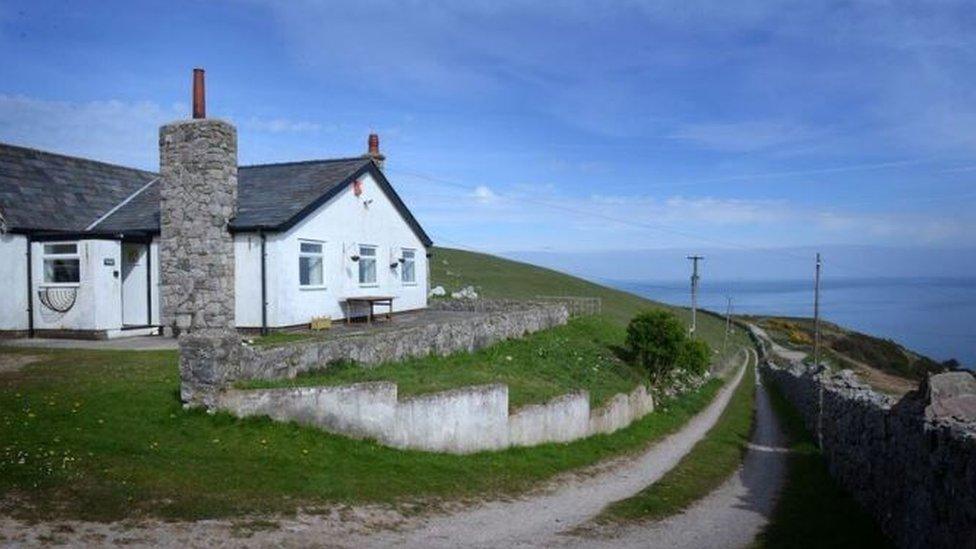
{"left": 41, "top": 242, "right": 81, "bottom": 287}
{"left": 401, "top": 248, "right": 417, "bottom": 285}
{"left": 298, "top": 240, "right": 326, "bottom": 290}
{"left": 358, "top": 244, "right": 378, "bottom": 287}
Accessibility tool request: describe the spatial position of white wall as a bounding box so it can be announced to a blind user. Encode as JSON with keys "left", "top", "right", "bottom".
{"left": 31, "top": 239, "right": 121, "bottom": 332}
{"left": 257, "top": 172, "right": 429, "bottom": 328}
{"left": 234, "top": 233, "right": 265, "bottom": 328}
{"left": 0, "top": 234, "right": 29, "bottom": 331}
{"left": 149, "top": 238, "right": 160, "bottom": 326}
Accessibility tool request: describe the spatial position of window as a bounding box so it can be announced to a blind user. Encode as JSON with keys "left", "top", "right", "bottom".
{"left": 299, "top": 241, "right": 324, "bottom": 287}
{"left": 358, "top": 245, "right": 377, "bottom": 285}
{"left": 401, "top": 249, "right": 416, "bottom": 284}
{"left": 43, "top": 243, "right": 80, "bottom": 284}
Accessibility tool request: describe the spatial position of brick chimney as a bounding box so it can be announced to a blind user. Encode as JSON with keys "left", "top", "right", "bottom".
{"left": 364, "top": 132, "right": 385, "bottom": 171}
{"left": 159, "top": 68, "right": 238, "bottom": 337}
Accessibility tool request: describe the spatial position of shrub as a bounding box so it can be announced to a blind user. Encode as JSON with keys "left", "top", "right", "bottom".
{"left": 626, "top": 310, "right": 686, "bottom": 382}
{"left": 678, "top": 338, "right": 711, "bottom": 375}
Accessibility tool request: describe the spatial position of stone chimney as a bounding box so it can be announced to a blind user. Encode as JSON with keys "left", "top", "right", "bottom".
{"left": 364, "top": 132, "right": 385, "bottom": 171}
{"left": 159, "top": 68, "right": 238, "bottom": 336}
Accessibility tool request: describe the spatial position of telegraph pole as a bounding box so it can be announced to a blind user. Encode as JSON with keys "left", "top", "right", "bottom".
{"left": 814, "top": 252, "right": 824, "bottom": 451}
{"left": 814, "top": 252, "right": 822, "bottom": 370}
{"left": 722, "top": 295, "right": 733, "bottom": 355}
{"left": 687, "top": 255, "right": 704, "bottom": 337}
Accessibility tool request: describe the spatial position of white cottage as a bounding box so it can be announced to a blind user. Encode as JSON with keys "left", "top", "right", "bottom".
{"left": 0, "top": 133, "right": 432, "bottom": 339}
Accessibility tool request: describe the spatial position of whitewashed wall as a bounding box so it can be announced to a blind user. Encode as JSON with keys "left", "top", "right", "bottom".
{"left": 0, "top": 234, "right": 28, "bottom": 331}
{"left": 30, "top": 239, "right": 121, "bottom": 332}
{"left": 253, "top": 172, "right": 428, "bottom": 328}
{"left": 218, "top": 380, "right": 655, "bottom": 454}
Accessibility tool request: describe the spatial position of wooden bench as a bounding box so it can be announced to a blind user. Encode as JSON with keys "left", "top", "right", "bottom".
{"left": 345, "top": 296, "right": 394, "bottom": 324}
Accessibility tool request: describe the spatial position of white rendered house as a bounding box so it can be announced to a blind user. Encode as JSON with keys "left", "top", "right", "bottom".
{"left": 0, "top": 136, "right": 432, "bottom": 339}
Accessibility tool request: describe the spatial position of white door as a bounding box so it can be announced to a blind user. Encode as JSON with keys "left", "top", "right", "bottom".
{"left": 121, "top": 243, "right": 149, "bottom": 326}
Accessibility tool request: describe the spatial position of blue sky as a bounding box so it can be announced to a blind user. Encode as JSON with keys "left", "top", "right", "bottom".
{"left": 1, "top": 0, "right": 975, "bottom": 273}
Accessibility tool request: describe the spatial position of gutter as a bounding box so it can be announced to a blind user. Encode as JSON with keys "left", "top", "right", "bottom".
{"left": 260, "top": 231, "right": 268, "bottom": 336}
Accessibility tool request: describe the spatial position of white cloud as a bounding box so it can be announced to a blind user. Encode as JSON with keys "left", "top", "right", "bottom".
{"left": 0, "top": 94, "right": 334, "bottom": 169}
{"left": 0, "top": 94, "right": 180, "bottom": 169}
{"left": 471, "top": 184, "right": 497, "bottom": 203}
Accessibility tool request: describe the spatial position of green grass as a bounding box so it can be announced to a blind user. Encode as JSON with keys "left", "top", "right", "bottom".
{"left": 596, "top": 352, "right": 756, "bottom": 522}
{"left": 753, "top": 379, "right": 890, "bottom": 548}
{"left": 241, "top": 316, "right": 645, "bottom": 409}
{"left": 0, "top": 247, "right": 751, "bottom": 522}
{"left": 0, "top": 345, "right": 731, "bottom": 522}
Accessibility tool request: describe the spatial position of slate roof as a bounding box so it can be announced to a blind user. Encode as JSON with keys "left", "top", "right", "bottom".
{"left": 0, "top": 143, "right": 157, "bottom": 232}
{"left": 0, "top": 142, "right": 432, "bottom": 246}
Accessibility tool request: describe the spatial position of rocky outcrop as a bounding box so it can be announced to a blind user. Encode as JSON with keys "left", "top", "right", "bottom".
{"left": 761, "top": 359, "right": 976, "bottom": 549}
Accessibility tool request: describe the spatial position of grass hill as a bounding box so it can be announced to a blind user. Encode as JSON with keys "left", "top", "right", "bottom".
{"left": 429, "top": 246, "right": 739, "bottom": 351}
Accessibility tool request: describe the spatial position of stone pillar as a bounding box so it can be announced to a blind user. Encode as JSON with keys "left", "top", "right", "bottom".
{"left": 159, "top": 117, "right": 240, "bottom": 406}
{"left": 159, "top": 118, "right": 238, "bottom": 334}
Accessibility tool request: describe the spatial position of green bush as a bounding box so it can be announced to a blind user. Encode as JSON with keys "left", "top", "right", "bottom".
{"left": 626, "top": 310, "right": 687, "bottom": 382}
{"left": 678, "top": 338, "right": 711, "bottom": 375}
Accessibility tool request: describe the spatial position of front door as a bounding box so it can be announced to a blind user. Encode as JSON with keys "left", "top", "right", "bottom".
{"left": 121, "top": 243, "right": 149, "bottom": 326}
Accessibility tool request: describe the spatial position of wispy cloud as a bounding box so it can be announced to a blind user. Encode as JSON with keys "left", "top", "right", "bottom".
{"left": 668, "top": 120, "right": 820, "bottom": 152}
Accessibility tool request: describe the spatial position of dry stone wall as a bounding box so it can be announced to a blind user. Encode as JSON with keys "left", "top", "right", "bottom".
{"left": 760, "top": 359, "right": 976, "bottom": 549}
{"left": 217, "top": 380, "right": 654, "bottom": 453}
{"left": 180, "top": 300, "right": 572, "bottom": 407}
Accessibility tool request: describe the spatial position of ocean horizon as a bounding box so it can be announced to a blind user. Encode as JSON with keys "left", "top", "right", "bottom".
{"left": 604, "top": 276, "right": 976, "bottom": 370}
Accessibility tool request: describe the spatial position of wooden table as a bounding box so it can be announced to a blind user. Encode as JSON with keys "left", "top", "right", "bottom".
{"left": 345, "top": 296, "right": 394, "bottom": 324}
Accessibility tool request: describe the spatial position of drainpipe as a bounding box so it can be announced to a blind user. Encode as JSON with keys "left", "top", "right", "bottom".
{"left": 260, "top": 231, "right": 268, "bottom": 336}
{"left": 25, "top": 235, "right": 34, "bottom": 338}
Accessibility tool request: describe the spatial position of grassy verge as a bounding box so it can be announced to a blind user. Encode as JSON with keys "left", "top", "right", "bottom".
{"left": 0, "top": 345, "right": 733, "bottom": 522}
{"left": 239, "top": 316, "right": 645, "bottom": 409}
{"left": 753, "top": 380, "right": 890, "bottom": 548}
{"left": 595, "top": 352, "right": 755, "bottom": 522}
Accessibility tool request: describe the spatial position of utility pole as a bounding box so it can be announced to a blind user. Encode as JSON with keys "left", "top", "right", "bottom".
{"left": 722, "top": 295, "right": 733, "bottom": 356}
{"left": 814, "top": 252, "right": 822, "bottom": 370}
{"left": 814, "top": 252, "right": 824, "bottom": 451}
{"left": 687, "top": 255, "right": 704, "bottom": 337}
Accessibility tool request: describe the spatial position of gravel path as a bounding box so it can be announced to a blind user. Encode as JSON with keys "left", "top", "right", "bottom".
{"left": 567, "top": 353, "right": 789, "bottom": 548}
{"left": 1, "top": 350, "right": 755, "bottom": 548}
{"left": 341, "top": 349, "right": 752, "bottom": 548}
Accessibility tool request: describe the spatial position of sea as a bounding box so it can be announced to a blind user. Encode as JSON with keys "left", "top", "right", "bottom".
{"left": 604, "top": 277, "right": 976, "bottom": 370}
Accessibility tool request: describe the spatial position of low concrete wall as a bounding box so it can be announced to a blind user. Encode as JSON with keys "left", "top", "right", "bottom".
{"left": 217, "top": 380, "right": 654, "bottom": 454}
{"left": 760, "top": 359, "right": 976, "bottom": 549}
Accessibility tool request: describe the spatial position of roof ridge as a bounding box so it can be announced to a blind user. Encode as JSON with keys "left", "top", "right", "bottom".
{"left": 240, "top": 156, "right": 370, "bottom": 169}
{"left": 0, "top": 141, "right": 158, "bottom": 177}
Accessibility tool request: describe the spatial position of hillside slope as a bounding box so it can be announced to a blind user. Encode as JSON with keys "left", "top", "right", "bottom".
{"left": 429, "top": 247, "right": 743, "bottom": 356}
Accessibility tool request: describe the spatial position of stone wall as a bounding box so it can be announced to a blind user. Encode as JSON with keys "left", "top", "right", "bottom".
{"left": 159, "top": 118, "right": 238, "bottom": 334}
{"left": 235, "top": 300, "right": 570, "bottom": 382}
{"left": 179, "top": 299, "right": 571, "bottom": 407}
{"left": 760, "top": 359, "right": 976, "bottom": 549}
{"left": 217, "top": 379, "right": 654, "bottom": 454}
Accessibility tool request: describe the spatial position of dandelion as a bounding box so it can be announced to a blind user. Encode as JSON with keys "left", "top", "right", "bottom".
{"left": 97, "top": 419, "right": 104, "bottom": 424}
{"left": 302, "top": 449, "right": 309, "bottom": 455}
{"left": 260, "top": 439, "right": 268, "bottom": 445}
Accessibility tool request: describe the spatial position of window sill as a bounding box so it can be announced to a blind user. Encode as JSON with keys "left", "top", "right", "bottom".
{"left": 402, "top": 282, "right": 418, "bottom": 287}
{"left": 39, "top": 283, "right": 81, "bottom": 288}
{"left": 359, "top": 284, "right": 379, "bottom": 288}
{"left": 299, "top": 286, "right": 328, "bottom": 291}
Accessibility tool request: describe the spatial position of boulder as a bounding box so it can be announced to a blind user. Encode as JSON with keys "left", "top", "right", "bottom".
{"left": 924, "top": 371, "right": 976, "bottom": 422}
